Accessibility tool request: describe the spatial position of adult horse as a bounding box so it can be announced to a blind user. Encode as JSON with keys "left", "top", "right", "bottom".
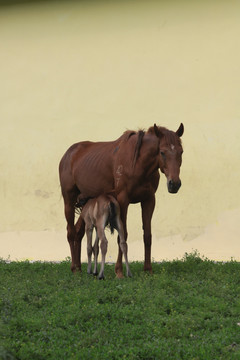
{"left": 59, "top": 123, "right": 184, "bottom": 277}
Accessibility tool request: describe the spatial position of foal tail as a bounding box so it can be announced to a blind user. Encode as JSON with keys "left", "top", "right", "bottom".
{"left": 108, "top": 201, "right": 117, "bottom": 234}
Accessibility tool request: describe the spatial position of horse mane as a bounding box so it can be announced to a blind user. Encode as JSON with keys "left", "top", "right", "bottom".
{"left": 120, "top": 130, "right": 137, "bottom": 141}
{"left": 132, "top": 130, "right": 145, "bottom": 168}
{"left": 148, "top": 125, "right": 182, "bottom": 146}
{"left": 117, "top": 129, "right": 145, "bottom": 168}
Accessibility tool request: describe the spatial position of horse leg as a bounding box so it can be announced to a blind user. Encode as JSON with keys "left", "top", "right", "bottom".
{"left": 115, "top": 199, "right": 129, "bottom": 278}
{"left": 141, "top": 195, "right": 155, "bottom": 273}
{"left": 97, "top": 228, "right": 108, "bottom": 280}
{"left": 75, "top": 215, "right": 85, "bottom": 272}
{"left": 116, "top": 218, "right": 132, "bottom": 278}
{"left": 63, "top": 193, "right": 78, "bottom": 272}
{"left": 93, "top": 230, "right": 99, "bottom": 276}
{"left": 85, "top": 226, "right": 94, "bottom": 274}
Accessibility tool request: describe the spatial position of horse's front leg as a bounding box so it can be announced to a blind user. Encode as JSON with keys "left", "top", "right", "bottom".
{"left": 141, "top": 195, "right": 155, "bottom": 273}
{"left": 117, "top": 218, "right": 132, "bottom": 278}
{"left": 115, "top": 196, "right": 129, "bottom": 278}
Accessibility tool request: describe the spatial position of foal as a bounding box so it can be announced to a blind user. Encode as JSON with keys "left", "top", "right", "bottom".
{"left": 76, "top": 194, "right": 132, "bottom": 279}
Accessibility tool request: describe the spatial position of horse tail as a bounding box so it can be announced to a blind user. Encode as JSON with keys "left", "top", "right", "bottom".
{"left": 108, "top": 201, "right": 117, "bottom": 234}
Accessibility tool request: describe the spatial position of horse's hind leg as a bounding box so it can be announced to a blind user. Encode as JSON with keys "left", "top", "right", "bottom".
{"left": 75, "top": 216, "right": 85, "bottom": 272}
{"left": 63, "top": 192, "right": 78, "bottom": 272}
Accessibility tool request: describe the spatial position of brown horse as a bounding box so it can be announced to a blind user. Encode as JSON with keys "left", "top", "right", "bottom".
{"left": 59, "top": 123, "right": 184, "bottom": 277}
{"left": 75, "top": 194, "right": 132, "bottom": 279}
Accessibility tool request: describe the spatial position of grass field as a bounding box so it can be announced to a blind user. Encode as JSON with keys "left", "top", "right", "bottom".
{"left": 1, "top": 252, "right": 240, "bottom": 360}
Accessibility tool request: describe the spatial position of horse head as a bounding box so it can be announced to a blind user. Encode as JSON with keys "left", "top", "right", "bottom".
{"left": 153, "top": 123, "right": 184, "bottom": 194}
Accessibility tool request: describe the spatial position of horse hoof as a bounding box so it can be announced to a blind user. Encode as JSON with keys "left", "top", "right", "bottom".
{"left": 93, "top": 272, "right": 98, "bottom": 276}
{"left": 71, "top": 265, "right": 82, "bottom": 273}
{"left": 98, "top": 275, "right": 105, "bottom": 280}
{"left": 144, "top": 269, "right": 153, "bottom": 275}
{"left": 71, "top": 265, "right": 76, "bottom": 273}
{"left": 115, "top": 272, "right": 124, "bottom": 279}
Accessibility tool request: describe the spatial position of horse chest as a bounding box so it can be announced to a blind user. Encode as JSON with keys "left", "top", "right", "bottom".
{"left": 128, "top": 183, "right": 155, "bottom": 203}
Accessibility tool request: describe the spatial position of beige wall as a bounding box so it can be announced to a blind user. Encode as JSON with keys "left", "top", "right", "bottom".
{"left": 1, "top": 0, "right": 240, "bottom": 262}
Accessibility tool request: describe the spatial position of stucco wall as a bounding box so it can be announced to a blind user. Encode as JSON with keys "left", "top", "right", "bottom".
{"left": 1, "top": 0, "right": 240, "bottom": 262}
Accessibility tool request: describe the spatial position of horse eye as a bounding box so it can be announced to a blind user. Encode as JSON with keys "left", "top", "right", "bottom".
{"left": 160, "top": 151, "right": 165, "bottom": 158}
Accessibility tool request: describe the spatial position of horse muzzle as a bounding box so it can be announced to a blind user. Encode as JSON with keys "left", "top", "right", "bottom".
{"left": 167, "top": 179, "right": 181, "bottom": 194}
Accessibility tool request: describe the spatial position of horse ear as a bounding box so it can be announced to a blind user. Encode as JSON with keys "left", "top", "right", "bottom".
{"left": 154, "top": 124, "right": 164, "bottom": 139}
{"left": 154, "top": 124, "right": 160, "bottom": 137}
{"left": 176, "top": 123, "right": 184, "bottom": 137}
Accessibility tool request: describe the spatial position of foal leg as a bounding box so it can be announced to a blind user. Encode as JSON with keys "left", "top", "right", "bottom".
{"left": 85, "top": 226, "right": 94, "bottom": 274}
{"left": 141, "top": 196, "right": 155, "bottom": 273}
{"left": 93, "top": 231, "right": 99, "bottom": 276}
{"left": 97, "top": 228, "right": 108, "bottom": 280}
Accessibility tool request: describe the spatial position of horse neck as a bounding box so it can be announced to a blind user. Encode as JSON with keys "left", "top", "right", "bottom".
{"left": 139, "top": 133, "right": 160, "bottom": 172}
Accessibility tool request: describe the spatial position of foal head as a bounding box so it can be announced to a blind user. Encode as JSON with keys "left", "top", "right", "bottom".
{"left": 153, "top": 123, "right": 184, "bottom": 194}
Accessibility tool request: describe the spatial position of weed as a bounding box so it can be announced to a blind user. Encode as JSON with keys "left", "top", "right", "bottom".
{"left": 0, "top": 253, "right": 240, "bottom": 359}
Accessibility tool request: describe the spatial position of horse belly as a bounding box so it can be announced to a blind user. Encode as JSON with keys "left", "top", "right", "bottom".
{"left": 78, "top": 178, "right": 113, "bottom": 198}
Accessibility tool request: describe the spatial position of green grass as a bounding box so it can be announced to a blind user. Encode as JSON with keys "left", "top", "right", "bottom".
{"left": 1, "top": 252, "right": 240, "bottom": 360}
